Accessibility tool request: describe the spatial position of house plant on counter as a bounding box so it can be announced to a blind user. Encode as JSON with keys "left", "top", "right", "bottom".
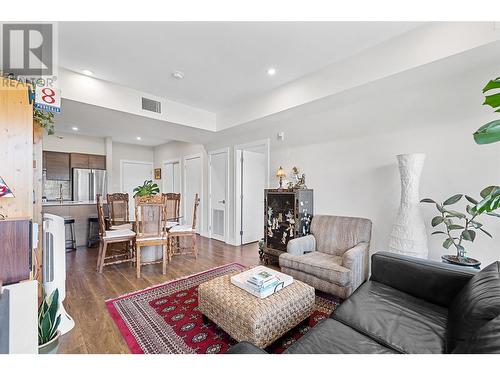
{"left": 133, "top": 180, "right": 160, "bottom": 197}
{"left": 38, "top": 289, "right": 61, "bottom": 354}
{"left": 421, "top": 186, "right": 500, "bottom": 268}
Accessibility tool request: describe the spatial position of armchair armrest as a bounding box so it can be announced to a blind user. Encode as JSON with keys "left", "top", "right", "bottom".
{"left": 370, "top": 251, "right": 476, "bottom": 307}
{"left": 226, "top": 342, "right": 268, "bottom": 354}
{"left": 342, "top": 242, "right": 370, "bottom": 291}
{"left": 286, "top": 235, "right": 316, "bottom": 256}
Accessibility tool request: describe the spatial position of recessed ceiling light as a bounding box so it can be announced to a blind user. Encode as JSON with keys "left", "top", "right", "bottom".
{"left": 82, "top": 69, "right": 93, "bottom": 76}
{"left": 267, "top": 68, "right": 276, "bottom": 76}
{"left": 171, "top": 71, "right": 184, "bottom": 80}
{"left": 136, "top": 136, "right": 142, "bottom": 141}
{"left": 71, "top": 126, "right": 78, "bottom": 131}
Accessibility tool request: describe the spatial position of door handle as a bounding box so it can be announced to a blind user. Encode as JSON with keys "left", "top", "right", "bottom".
{"left": 218, "top": 200, "right": 226, "bottom": 204}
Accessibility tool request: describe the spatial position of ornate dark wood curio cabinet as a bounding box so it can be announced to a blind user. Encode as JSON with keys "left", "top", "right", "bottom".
{"left": 263, "top": 188, "right": 313, "bottom": 264}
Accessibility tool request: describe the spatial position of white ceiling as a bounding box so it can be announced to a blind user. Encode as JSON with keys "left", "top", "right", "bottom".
{"left": 59, "top": 22, "right": 423, "bottom": 112}
{"left": 55, "top": 40, "right": 500, "bottom": 149}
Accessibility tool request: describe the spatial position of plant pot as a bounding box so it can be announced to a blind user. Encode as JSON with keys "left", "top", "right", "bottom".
{"left": 38, "top": 331, "right": 60, "bottom": 354}
{"left": 442, "top": 254, "right": 481, "bottom": 269}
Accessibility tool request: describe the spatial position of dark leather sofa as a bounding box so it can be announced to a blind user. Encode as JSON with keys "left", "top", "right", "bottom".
{"left": 227, "top": 251, "right": 500, "bottom": 354}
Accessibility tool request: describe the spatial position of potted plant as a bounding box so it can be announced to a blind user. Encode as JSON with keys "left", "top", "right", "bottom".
{"left": 473, "top": 77, "right": 500, "bottom": 144}
{"left": 133, "top": 180, "right": 160, "bottom": 197}
{"left": 38, "top": 289, "right": 61, "bottom": 354}
{"left": 421, "top": 186, "right": 500, "bottom": 267}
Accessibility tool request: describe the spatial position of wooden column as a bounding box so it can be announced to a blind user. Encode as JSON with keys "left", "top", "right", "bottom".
{"left": 0, "top": 82, "right": 33, "bottom": 218}
{"left": 33, "top": 121, "right": 44, "bottom": 289}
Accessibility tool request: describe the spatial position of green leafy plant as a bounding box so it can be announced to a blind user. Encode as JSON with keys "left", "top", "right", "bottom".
{"left": 38, "top": 289, "right": 61, "bottom": 345}
{"left": 33, "top": 109, "right": 55, "bottom": 135}
{"left": 421, "top": 186, "right": 500, "bottom": 259}
{"left": 133, "top": 180, "right": 160, "bottom": 197}
{"left": 474, "top": 77, "right": 500, "bottom": 144}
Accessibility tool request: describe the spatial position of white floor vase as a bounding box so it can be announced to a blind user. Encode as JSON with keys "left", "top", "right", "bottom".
{"left": 388, "top": 153, "right": 429, "bottom": 259}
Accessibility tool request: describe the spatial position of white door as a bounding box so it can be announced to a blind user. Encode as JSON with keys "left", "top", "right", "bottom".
{"left": 121, "top": 161, "right": 153, "bottom": 221}
{"left": 184, "top": 156, "right": 202, "bottom": 233}
{"left": 209, "top": 151, "right": 228, "bottom": 242}
{"left": 237, "top": 150, "right": 266, "bottom": 244}
{"left": 163, "top": 161, "right": 181, "bottom": 193}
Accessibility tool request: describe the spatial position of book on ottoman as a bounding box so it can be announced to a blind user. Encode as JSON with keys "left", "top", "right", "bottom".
{"left": 230, "top": 266, "right": 294, "bottom": 298}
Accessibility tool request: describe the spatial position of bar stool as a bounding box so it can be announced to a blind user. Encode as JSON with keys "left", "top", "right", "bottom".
{"left": 87, "top": 215, "right": 100, "bottom": 248}
{"left": 64, "top": 217, "right": 77, "bottom": 252}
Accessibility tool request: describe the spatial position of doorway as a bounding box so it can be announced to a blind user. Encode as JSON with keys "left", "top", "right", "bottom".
{"left": 162, "top": 159, "right": 181, "bottom": 193}
{"left": 209, "top": 149, "right": 229, "bottom": 242}
{"left": 183, "top": 154, "right": 203, "bottom": 234}
{"left": 120, "top": 160, "right": 154, "bottom": 221}
{"left": 234, "top": 140, "right": 269, "bottom": 245}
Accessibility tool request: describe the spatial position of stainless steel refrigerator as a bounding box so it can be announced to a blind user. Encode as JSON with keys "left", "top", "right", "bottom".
{"left": 72, "top": 168, "right": 107, "bottom": 202}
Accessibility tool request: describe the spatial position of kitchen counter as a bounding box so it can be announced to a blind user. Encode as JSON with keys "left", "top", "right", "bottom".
{"left": 43, "top": 203, "right": 98, "bottom": 247}
{"left": 42, "top": 200, "right": 97, "bottom": 207}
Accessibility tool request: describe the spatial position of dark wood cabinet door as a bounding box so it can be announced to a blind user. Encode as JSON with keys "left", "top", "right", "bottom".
{"left": 88, "top": 154, "right": 106, "bottom": 170}
{"left": 44, "top": 151, "right": 70, "bottom": 180}
{"left": 70, "top": 153, "right": 90, "bottom": 169}
{"left": 0, "top": 219, "right": 31, "bottom": 285}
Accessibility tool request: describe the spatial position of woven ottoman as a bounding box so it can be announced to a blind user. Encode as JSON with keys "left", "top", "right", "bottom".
{"left": 198, "top": 272, "right": 315, "bottom": 349}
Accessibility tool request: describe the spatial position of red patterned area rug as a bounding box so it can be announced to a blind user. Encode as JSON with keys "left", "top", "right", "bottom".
{"left": 106, "top": 263, "right": 341, "bottom": 354}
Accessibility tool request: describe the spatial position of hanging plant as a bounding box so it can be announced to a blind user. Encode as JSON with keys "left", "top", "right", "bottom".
{"left": 34, "top": 109, "right": 55, "bottom": 135}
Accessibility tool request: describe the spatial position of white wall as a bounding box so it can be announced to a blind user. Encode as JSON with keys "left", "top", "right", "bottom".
{"left": 111, "top": 142, "right": 155, "bottom": 193}
{"left": 59, "top": 68, "right": 216, "bottom": 131}
{"left": 205, "top": 51, "right": 500, "bottom": 266}
{"left": 43, "top": 131, "right": 105, "bottom": 154}
{"left": 154, "top": 141, "right": 208, "bottom": 235}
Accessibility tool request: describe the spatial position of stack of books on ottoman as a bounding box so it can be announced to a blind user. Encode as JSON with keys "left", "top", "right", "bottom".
{"left": 231, "top": 266, "right": 294, "bottom": 298}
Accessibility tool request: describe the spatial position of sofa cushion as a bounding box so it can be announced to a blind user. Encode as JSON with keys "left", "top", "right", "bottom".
{"left": 452, "top": 314, "right": 500, "bottom": 354}
{"left": 284, "top": 318, "right": 397, "bottom": 354}
{"left": 310, "top": 215, "right": 371, "bottom": 256}
{"left": 446, "top": 261, "right": 500, "bottom": 352}
{"left": 333, "top": 281, "right": 448, "bottom": 353}
{"left": 279, "top": 252, "right": 351, "bottom": 286}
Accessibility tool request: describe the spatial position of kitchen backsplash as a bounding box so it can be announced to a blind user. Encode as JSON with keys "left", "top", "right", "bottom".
{"left": 44, "top": 179, "right": 72, "bottom": 200}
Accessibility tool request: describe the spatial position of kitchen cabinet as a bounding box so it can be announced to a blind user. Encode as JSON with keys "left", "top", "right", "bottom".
{"left": 70, "top": 153, "right": 90, "bottom": 169}
{"left": 44, "top": 151, "right": 70, "bottom": 180}
{"left": 88, "top": 154, "right": 106, "bottom": 170}
{"left": 70, "top": 153, "right": 106, "bottom": 170}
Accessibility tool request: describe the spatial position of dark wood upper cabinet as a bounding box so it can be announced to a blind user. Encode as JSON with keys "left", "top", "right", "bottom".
{"left": 44, "top": 151, "right": 70, "bottom": 180}
{"left": 88, "top": 154, "right": 106, "bottom": 170}
{"left": 70, "top": 153, "right": 106, "bottom": 170}
{"left": 70, "top": 153, "right": 90, "bottom": 169}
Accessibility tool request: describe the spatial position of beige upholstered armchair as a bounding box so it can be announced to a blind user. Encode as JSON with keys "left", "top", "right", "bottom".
{"left": 279, "top": 215, "right": 372, "bottom": 299}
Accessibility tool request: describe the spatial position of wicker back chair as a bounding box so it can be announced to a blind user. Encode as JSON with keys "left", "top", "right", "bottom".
{"left": 162, "top": 193, "right": 181, "bottom": 229}
{"left": 107, "top": 193, "right": 130, "bottom": 226}
{"left": 95, "top": 195, "right": 135, "bottom": 273}
{"left": 134, "top": 194, "right": 169, "bottom": 277}
{"left": 168, "top": 193, "right": 200, "bottom": 259}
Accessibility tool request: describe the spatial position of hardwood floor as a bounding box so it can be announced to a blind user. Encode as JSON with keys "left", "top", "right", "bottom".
{"left": 59, "top": 236, "right": 261, "bottom": 354}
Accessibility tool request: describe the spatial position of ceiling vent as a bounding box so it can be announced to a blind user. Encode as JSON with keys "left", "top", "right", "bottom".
{"left": 141, "top": 97, "right": 161, "bottom": 114}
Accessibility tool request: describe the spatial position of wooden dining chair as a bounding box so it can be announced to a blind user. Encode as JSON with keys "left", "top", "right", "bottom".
{"left": 107, "top": 193, "right": 132, "bottom": 230}
{"left": 134, "top": 194, "right": 169, "bottom": 278}
{"left": 162, "top": 193, "right": 181, "bottom": 230}
{"left": 167, "top": 193, "right": 200, "bottom": 260}
{"left": 96, "top": 197, "right": 136, "bottom": 273}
